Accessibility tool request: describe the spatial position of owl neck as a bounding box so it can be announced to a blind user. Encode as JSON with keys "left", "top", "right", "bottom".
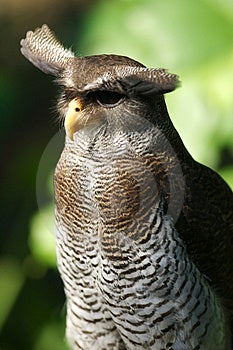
{"left": 149, "top": 96, "right": 193, "bottom": 164}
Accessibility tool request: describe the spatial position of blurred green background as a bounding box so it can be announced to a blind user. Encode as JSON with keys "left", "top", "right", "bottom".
{"left": 0, "top": 0, "right": 232, "bottom": 349}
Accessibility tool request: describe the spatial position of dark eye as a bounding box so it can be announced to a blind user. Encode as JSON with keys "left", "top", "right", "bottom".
{"left": 95, "top": 91, "right": 125, "bottom": 107}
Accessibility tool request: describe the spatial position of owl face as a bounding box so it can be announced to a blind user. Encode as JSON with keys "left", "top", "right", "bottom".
{"left": 57, "top": 73, "right": 157, "bottom": 139}
{"left": 59, "top": 88, "right": 129, "bottom": 139}
{"left": 20, "top": 24, "right": 179, "bottom": 140}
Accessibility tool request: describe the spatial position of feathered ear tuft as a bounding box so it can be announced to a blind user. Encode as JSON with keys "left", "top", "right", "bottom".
{"left": 119, "top": 67, "right": 180, "bottom": 95}
{"left": 20, "top": 24, "right": 75, "bottom": 76}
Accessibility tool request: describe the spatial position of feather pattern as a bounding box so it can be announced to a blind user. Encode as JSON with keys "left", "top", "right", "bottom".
{"left": 20, "top": 24, "right": 74, "bottom": 75}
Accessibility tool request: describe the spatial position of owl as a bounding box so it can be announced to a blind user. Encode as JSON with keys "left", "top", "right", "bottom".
{"left": 21, "top": 25, "right": 233, "bottom": 350}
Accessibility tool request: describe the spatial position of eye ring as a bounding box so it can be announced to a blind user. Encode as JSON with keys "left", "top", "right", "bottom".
{"left": 95, "top": 91, "right": 125, "bottom": 108}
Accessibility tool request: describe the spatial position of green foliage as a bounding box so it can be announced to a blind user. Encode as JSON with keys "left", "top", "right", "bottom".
{"left": 33, "top": 321, "right": 69, "bottom": 350}
{"left": 29, "top": 203, "right": 56, "bottom": 268}
{"left": 0, "top": 258, "right": 24, "bottom": 331}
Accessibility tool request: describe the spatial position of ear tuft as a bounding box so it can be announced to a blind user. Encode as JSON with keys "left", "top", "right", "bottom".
{"left": 120, "top": 67, "right": 180, "bottom": 95}
{"left": 20, "top": 24, "right": 75, "bottom": 76}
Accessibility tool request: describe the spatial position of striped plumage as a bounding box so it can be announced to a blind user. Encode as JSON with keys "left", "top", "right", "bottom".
{"left": 21, "top": 25, "right": 233, "bottom": 350}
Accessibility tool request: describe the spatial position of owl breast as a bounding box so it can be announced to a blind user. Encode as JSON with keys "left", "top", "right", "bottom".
{"left": 54, "top": 129, "right": 160, "bottom": 248}
{"left": 54, "top": 129, "right": 161, "bottom": 349}
{"left": 54, "top": 129, "right": 228, "bottom": 350}
{"left": 54, "top": 130, "right": 145, "bottom": 349}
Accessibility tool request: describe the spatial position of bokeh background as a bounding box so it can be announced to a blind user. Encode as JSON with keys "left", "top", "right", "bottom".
{"left": 0, "top": 0, "right": 233, "bottom": 349}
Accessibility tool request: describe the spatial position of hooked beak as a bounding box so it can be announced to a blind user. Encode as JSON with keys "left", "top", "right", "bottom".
{"left": 64, "top": 98, "right": 82, "bottom": 140}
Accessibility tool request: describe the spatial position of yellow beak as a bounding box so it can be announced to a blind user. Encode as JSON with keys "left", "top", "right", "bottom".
{"left": 64, "top": 98, "right": 82, "bottom": 140}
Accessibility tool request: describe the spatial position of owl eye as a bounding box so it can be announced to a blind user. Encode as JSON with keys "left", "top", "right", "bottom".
{"left": 95, "top": 91, "right": 125, "bottom": 107}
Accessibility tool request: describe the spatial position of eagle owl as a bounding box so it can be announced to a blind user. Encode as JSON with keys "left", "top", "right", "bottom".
{"left": 20, "top": 25, "right": 233, "bottom": 350}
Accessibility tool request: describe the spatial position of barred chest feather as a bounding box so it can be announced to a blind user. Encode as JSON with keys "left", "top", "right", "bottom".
{"left": 54, "top": 128, "right": 229, "bottom": 350}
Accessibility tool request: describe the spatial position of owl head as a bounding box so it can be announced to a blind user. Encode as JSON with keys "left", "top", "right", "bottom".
{"left": 21, "top": 24, "right": 179, "bottom": 140}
